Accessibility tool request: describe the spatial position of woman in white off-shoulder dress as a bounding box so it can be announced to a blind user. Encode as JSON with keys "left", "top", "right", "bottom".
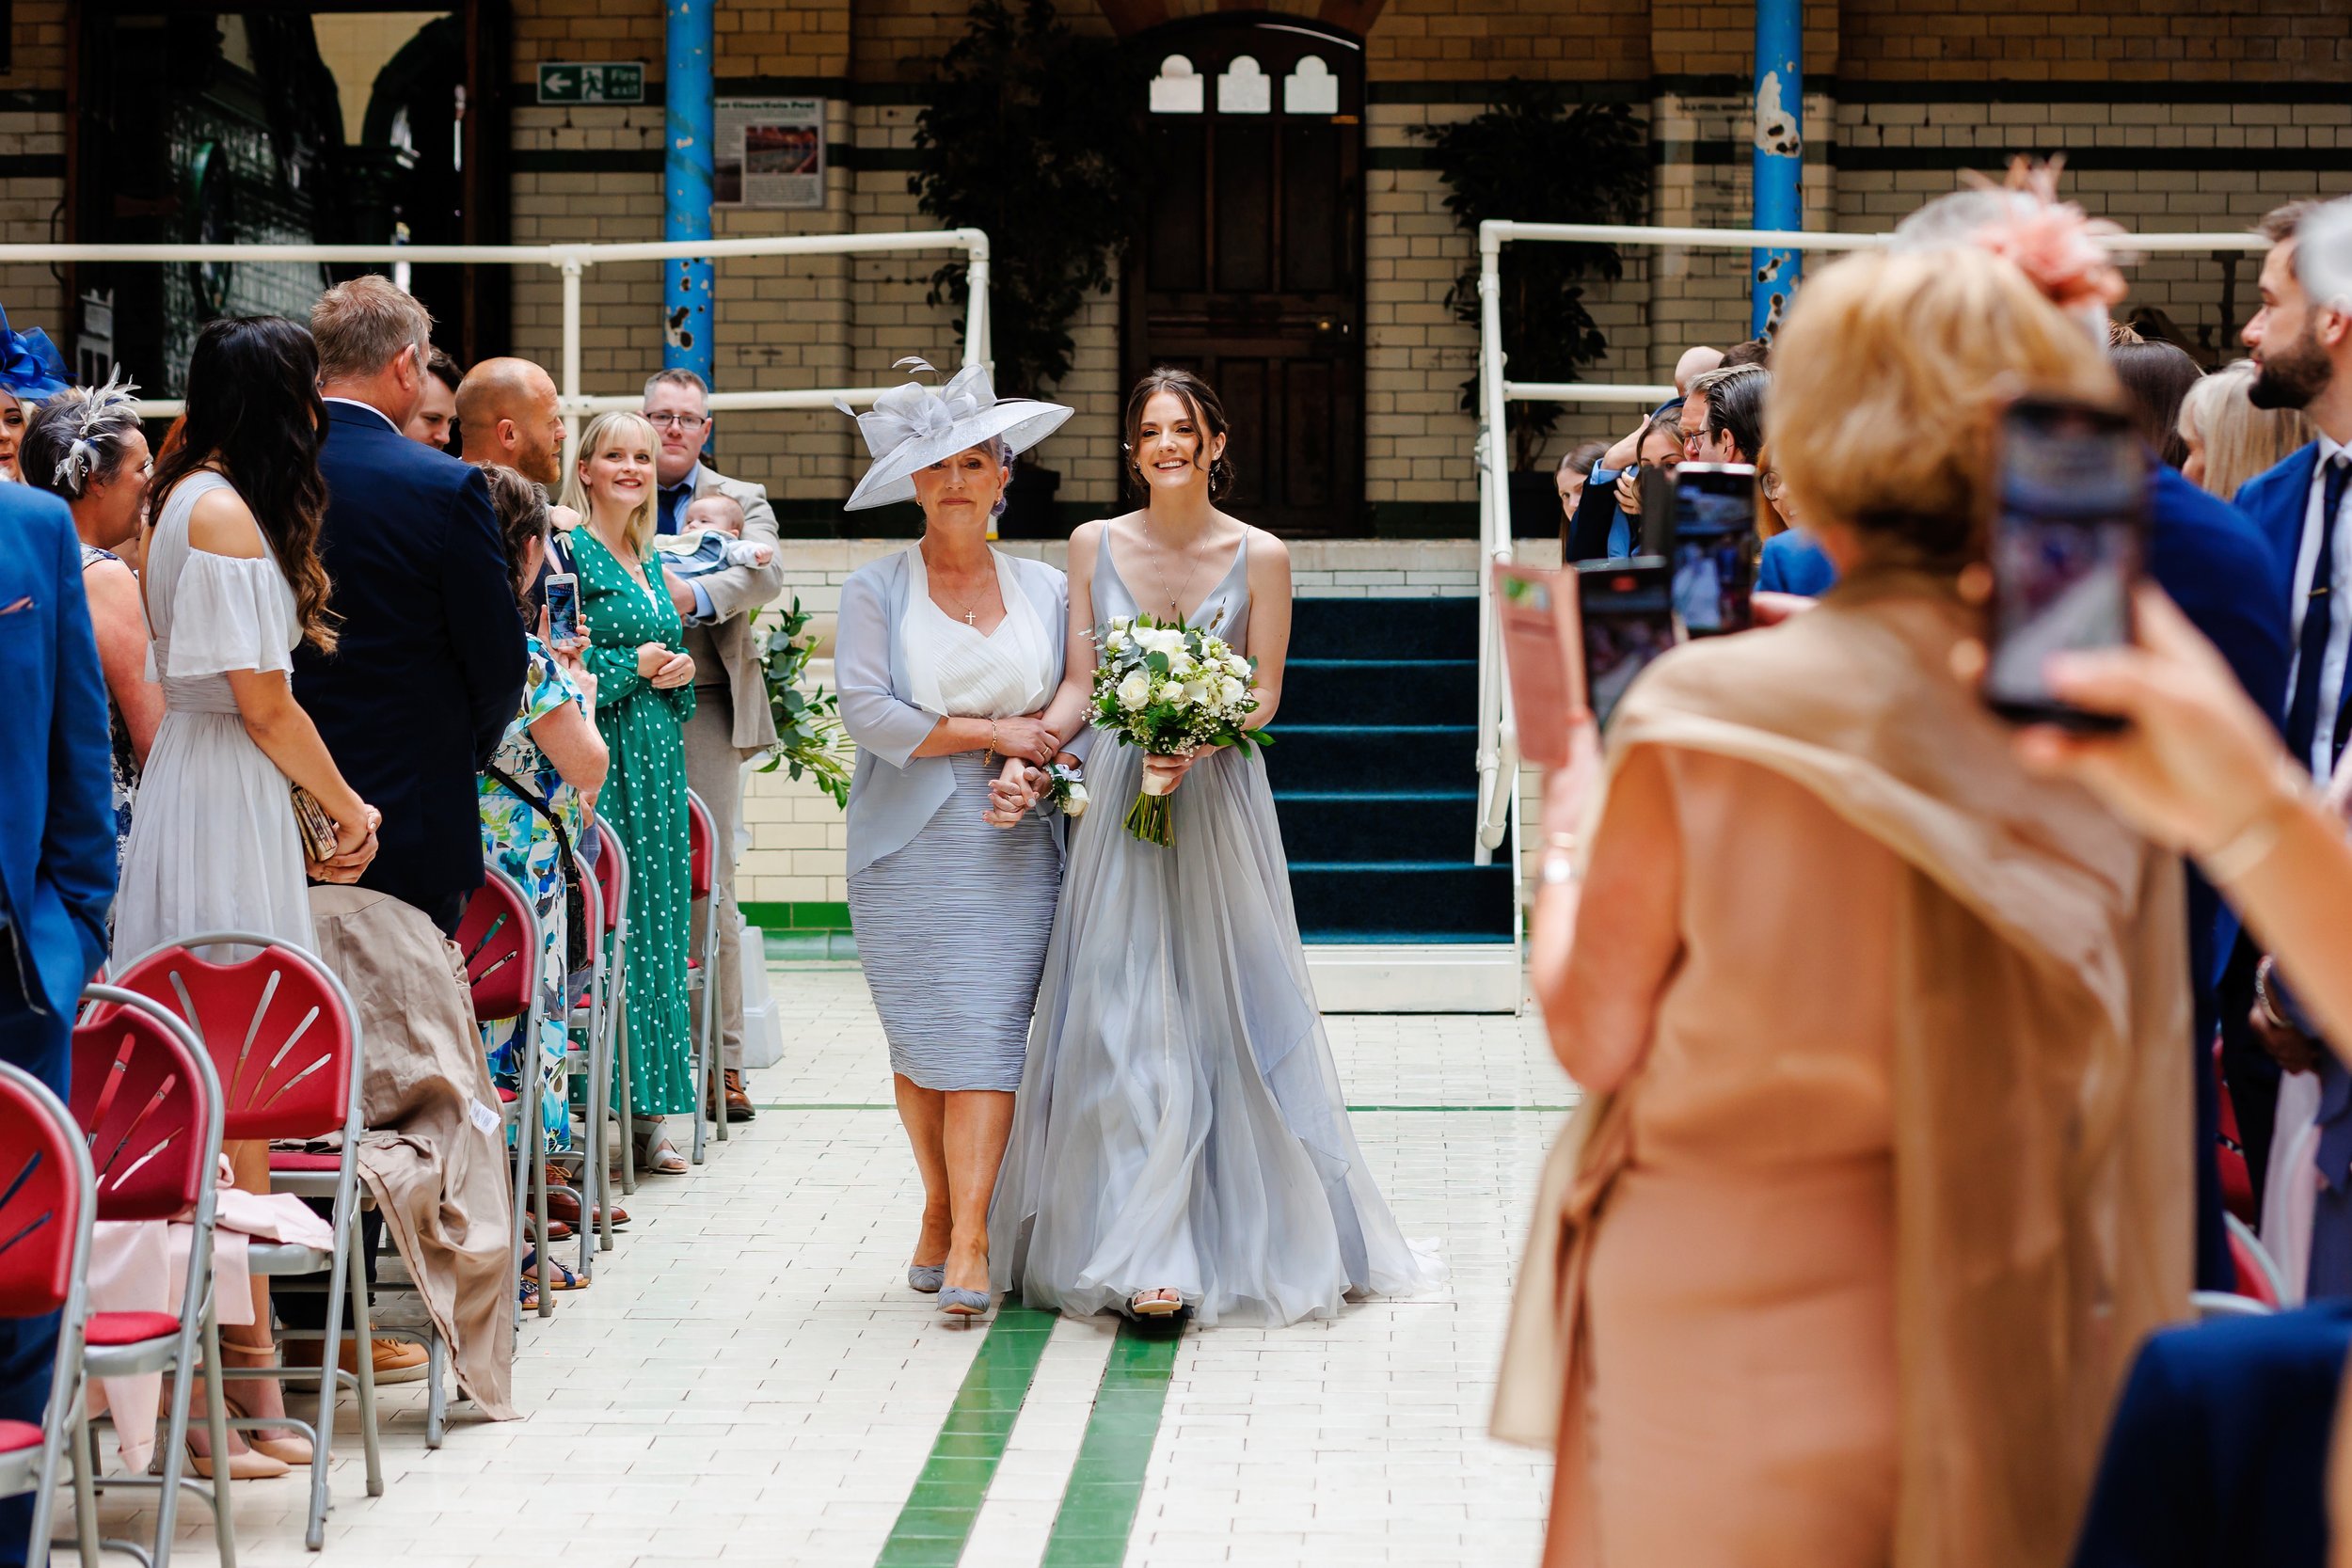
{"left": 110, "top": 315, "right": 380, "bottom": 1475}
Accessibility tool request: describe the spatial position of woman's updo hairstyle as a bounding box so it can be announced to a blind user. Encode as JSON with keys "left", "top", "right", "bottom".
{"left": 1769, "top": 246, "right": 2116, "bottom": 576}
{"left": 20, "top": 371, "right": 142, "bottom": 502}
{"left": 1122, "top": 367, "right": 1234, "bottom": 500}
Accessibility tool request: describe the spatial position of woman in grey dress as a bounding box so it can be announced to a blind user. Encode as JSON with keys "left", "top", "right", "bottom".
{"left": 990, "top": 369, "right": 1443, "bottom": 1326}
{"left": 835, "top": 360, "right": 1080, "bottom": 1317}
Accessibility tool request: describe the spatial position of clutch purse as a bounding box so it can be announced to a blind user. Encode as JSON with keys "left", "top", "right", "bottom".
{"left": 291, "top": 784, "right": 341, "bottom": 863}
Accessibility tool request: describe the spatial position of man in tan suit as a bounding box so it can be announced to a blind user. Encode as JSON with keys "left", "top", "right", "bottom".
{"left": 644, "top": 369, "right": 785, "bottom": 1123}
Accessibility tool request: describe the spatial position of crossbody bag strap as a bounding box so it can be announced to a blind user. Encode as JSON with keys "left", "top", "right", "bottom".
{"left": 485, "top": 765, "right": 580, "bottom": 864}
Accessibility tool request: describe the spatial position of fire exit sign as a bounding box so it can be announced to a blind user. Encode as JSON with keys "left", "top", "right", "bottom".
{"left": 536, "top": 62, "right": 646, "bottom": 106}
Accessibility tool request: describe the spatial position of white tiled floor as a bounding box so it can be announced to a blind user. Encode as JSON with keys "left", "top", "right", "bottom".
{"left": 77, "top": 964, "right": 1569, "bottom": 1567}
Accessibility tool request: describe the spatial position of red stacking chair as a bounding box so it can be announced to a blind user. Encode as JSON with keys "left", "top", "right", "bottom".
{"left": 456, "top": 864, "right": 550, "bottom": 1323}
{"left": 72, "top": 985, "right": 229, "bottom": 1567}
{"left": 2214, "top": 1037, "right": 2256, "bottom": 1226}
{"left": 0, "top": 1061, "right": 100, "bottom": 1568}
{"left": 687, "top": 788, "right": 722, "bottom": 1164}
{"left": 111, "top": 934, "right": 377, "bottom": 1552}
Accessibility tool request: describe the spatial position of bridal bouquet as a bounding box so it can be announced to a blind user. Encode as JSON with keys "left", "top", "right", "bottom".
{"left": 1089, "top": 613, "right": 1268, "bottom": 845}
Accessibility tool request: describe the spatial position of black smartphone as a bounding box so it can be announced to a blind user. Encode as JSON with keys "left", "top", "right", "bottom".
{"left": 1575, "top": 558, "right": 1677, "bottom": 727}
{"left": 1667, "top": 463, "right": 1760, "bottom": 637}
{"left": 1982, "top": 396, "right": 2147, "bottom": 732}
{"left": 545, "top": 572, "right": 581, "bottom": 651}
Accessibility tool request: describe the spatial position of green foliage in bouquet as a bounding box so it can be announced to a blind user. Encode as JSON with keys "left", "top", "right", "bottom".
{"left": 755, "top": 597, "right": 853, "bottom": 809}
{"left": 1089, "top": 611, "right": 1272, "bottom": 846}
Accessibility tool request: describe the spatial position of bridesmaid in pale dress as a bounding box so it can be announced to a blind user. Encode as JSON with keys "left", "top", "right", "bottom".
{"left": 992, "top": 369, "right": 1440, "bottom": 1327}
{"left": 113, "top": 316, "right": 381, "bottom": 1474}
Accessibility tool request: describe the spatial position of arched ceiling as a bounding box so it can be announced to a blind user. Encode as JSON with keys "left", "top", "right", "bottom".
{"left": 1092, "top": 2, "right": 1389, "bottom": 39}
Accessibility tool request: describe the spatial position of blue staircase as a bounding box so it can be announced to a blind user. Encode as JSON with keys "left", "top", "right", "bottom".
{"left": 1269, "top": 596, "right": 1516, "bottom": 943}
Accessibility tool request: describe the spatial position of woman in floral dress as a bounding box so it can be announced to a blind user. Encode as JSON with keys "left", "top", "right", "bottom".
{"left": 477, "top": 467, "right": 609, "bottom": 1158}
{"left": 559, "top": 412, "right": 699, "bottom": 1174}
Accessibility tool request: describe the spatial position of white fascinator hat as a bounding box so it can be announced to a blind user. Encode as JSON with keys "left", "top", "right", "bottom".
{"left": 839, "top": 356, "right": 1073, "bottom": 512}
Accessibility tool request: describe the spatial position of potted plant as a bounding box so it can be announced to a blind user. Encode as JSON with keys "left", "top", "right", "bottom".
{"left": 910, "top": 0, "right": 1145, "bottom": 538}
{"left": 1417, "top": 84, "right": 1650, "bottom": 536}
{"left": 755, "top": 597, "right": 852, "bottom": 809}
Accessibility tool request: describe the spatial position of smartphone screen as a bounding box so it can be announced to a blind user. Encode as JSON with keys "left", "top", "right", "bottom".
{"left": 1576, "top": 559, "right": 1677, "bottom": 727}
{"left": 545, "top": 572, "right": 581, "bottom": 650}
{"left": 1667, "top": 464, "right": 1759, "bottom": 637}
{"left": 1495, "top": 563, "right": 1581, "bottom": 769}
{"left": 1983, "top": 398, "right": 2145, "bottom": 731}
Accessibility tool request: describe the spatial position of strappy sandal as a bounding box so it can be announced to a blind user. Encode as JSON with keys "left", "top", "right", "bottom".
{"left": 1126, "top": 1288, "right": 1184, "bottom": 1319}
{"left": 519, "top": 1249, "right": 588, "bottom": 1291}
{"left": 636, "top": 1133, "right": 688, "bottom": 1175}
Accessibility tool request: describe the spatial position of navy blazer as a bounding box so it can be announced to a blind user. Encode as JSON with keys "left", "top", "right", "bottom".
{"left": 0, "top": 483, "right": 116, "bottom": 1019}
{"left": 2233, "top": 442, "right": 2343, "bottom": 753}
{"left": 293, "top": 402, "right": 526, "bottom": 913}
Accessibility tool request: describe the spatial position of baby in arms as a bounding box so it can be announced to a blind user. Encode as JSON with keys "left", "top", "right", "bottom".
{"left": 654, "top": 494, "right": 774, "bottom": 576}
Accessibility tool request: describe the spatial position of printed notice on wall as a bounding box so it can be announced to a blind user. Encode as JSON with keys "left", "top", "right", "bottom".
{"left": 715, "top": 98, "right": 825, "bottom": 209}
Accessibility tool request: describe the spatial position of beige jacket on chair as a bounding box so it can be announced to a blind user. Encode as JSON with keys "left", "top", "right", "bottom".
{"left": 679, "top": 465, "right": 785, "bottom": 756}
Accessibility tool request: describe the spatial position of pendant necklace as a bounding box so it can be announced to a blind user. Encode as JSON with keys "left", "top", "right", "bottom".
{"left": 1149, "top": 527, "right": 1210, "bottom": 624}
{"left": 925, "top": 545, "right": 993, "bottom": 626}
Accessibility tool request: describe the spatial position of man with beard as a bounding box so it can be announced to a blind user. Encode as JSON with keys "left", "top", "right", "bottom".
{"left": 454, "top": 357, "right": 567, "bottom": 490}
{"left": 2227, "top": 197, "right": 2352, "bottom": 1297}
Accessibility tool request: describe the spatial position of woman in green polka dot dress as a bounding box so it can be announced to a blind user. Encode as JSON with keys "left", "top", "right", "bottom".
{"left": 561, "top": 410, "right": 697, "bottom": 1174}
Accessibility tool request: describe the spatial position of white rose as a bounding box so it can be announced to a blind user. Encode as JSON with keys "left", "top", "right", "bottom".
{"left": 1139, "top": 626, "right": 1185, "bottom": 657}
{"left": 1155, "top": 680, "right": 1186, "bottom": 705}
{"left": 1062, "top": 783, "right": 1089, "bottom": 818}
{"left": 1117, "top": 671, "right": 1152, "bottom": 709}
{"left": 1218, "top": 675, "right": 1247, "bottom": 705}
{"left": 1104, "top": 626, "right": 1129, "bottom": 654}
{"left": 1184, "top": 681, "right": 1210, "bottom": 706}
{"left": 1223, "top": 655, "right": 1250, "bottom": 678}
{"left": 1168, "top": 651, "right": 1198, "bottom": 678}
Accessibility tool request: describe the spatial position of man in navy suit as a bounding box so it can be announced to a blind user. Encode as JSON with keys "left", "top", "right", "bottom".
{"left": 2224, "top": 197, "right": 2352, "bottom": 1280}
{"left": 0, "top": 482, "right": 115, "bottom": 1568}
{"left": 293, "top": 277, "right": 526, "bottom": 934}
{"left": 286, "top": 277, "right": 523, "bottom": 1386}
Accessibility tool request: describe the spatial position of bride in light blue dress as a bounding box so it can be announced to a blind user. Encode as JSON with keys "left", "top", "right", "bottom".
{"left": 989, "top": 369, "right": 1442, "bottom": 1326}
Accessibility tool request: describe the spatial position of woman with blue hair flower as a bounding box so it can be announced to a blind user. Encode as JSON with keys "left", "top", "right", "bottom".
{"left": 0, "top": 303, "right": 72, "bottom": 482}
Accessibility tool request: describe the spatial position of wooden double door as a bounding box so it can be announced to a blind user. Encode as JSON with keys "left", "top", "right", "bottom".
{"left": 1124, "top": 19, "right": 1365, "bottom": 536}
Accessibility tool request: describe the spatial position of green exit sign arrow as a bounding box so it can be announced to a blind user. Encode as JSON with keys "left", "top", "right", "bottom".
{"left": 536, "top": 62, "right": 646, "bottom": 106}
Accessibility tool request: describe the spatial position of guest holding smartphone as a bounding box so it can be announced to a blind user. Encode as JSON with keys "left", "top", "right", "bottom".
{"left": 476, "top": 467, "right": 607, "bottom": 1216}
{"left": 1500, "top": 246, "right": 2190, "bottom": 1566}
{"left": 559, "top": 412, "right": 697, "bottom": 1177}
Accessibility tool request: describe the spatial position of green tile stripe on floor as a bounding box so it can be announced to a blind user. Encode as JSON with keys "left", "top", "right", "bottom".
{"left": 875, "top": 1301, "right": 1057, "bottom": 1568}
{"left": 1040, "top": 1322, "right": 1181, "bottom": 1568}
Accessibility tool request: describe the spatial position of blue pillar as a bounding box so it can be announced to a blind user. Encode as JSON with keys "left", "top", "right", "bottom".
{"left": 1751, "top": 0, "right": 1804, "bottom": 339}
{"left": 664, "top": 0, "right": 714, "bottom": 388}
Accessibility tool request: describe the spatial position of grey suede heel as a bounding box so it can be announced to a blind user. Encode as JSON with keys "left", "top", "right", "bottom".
{"left": 938, "top": 1287, "right": 991, "bottom": 1317}
{"left": 908, "top": 1264, "right": 946, "bottom": 1293}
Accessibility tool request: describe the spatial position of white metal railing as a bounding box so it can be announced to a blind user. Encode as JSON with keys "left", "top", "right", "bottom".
{"left": 1471, "top": 218, "right": 2274, "bottom": 904}
{"left": 0, "top": 230, "right": 993, "bottom": 424}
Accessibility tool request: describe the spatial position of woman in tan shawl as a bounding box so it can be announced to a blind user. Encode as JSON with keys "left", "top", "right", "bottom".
{"left": 1496, "top": 245, "right": 2194, "bottom": 1567}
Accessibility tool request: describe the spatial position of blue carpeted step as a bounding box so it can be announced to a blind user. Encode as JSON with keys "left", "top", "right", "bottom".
{"left": 1261, "top": 724, "right": 1472, "bottom": 794}
{"left": 1287, "top": 862, "right": 1516, "bottom": 939}
{"left": 1279, "top": 657, "right": 1476, "bottom": 725}
{"left": 1288, "top": 594, "right": 1477, "bottom": 660}
{"left": 1274, "top": 790, "right": 1477, "bottom": 863}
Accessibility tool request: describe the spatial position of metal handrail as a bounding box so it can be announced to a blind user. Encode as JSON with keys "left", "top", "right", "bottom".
{"left": 13, "top": 228, "right": 993, "bottom": 423}
{"left": 1470, "top": 217, "right": 2275, "bottom": 927}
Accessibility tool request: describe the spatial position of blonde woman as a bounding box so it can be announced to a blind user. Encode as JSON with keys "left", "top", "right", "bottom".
{"left": 2178, "top": 360, "right": 2314, "bottom": 501}
{"left": 1500, "top": 247, "right": 2191, "bottom": 1564}
{"left": 559, "top": 410, "right": 697, "bottom": 1174}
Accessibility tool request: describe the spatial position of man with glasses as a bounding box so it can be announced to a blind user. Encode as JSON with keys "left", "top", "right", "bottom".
{"left": 643, "top": 368, "right": 783, "bottom": 1126}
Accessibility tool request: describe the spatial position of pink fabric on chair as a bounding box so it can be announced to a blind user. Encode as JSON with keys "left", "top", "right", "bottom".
{"left": 85, "top": 1156, "right": 332, "bottom": 1471}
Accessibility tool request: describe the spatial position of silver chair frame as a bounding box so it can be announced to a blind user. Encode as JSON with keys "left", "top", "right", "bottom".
{"left": 113, "top": 932, "right": 380, "bottom": 1552}
{"left": 686, "top": 788, "right": 723, "bottom": 1166}
{"left": 0, "top": 1060, "right": 102, "bottom": 1568}
{"left": 72, "top": 985, "right": 231, "bottom": 1568}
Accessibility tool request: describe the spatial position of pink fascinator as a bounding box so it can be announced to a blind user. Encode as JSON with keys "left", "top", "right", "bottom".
{"left": 1961, "top": 157, "right": 2131, "bottom": 314}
